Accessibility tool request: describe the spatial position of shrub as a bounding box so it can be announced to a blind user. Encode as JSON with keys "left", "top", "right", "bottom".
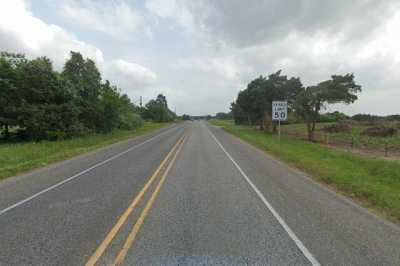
{"left": 321, "top": 122, "right": 352, "bottom": 133}
{"left": 361, "top": 126, "right": 397, "bottom": 137}
{"left": 119, "top": 113, "right": 143, "bottom": 130}
{"left": 318, "top": 112, "right": 348, "bottom": 123}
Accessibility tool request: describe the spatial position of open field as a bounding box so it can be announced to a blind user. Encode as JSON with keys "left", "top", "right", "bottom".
{"left": 210, "top": 119, "right": 400, "bottom": 223}
{"left": 0, "top": 122, "right": 171, "bottom": 181}
{"left": 279, "top": 121, "right": 400, "bottom": 158}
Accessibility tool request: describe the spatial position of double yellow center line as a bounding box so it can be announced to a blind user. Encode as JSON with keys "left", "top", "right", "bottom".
{"left": 86, "top": 135, "right": 187, "bottom": 266}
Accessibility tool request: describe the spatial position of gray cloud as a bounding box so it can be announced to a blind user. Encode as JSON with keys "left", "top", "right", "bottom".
{"left": 185, "top": 0, "right": 399, "bottom": 47}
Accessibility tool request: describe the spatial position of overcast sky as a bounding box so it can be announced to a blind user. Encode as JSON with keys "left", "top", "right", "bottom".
{"left": 1, "top": 0, "right": 399, "bottom": 115}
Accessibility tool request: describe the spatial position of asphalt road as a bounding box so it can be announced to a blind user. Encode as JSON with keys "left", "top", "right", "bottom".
{"left": 0, "top": 121, "right": 399, "bottom": 265}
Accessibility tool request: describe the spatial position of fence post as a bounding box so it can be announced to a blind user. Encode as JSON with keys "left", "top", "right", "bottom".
{"left": 385, "top": 139, "right": 389, "bottom": 157}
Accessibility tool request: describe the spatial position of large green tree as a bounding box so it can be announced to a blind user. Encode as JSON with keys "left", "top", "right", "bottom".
{"left": 1, "top": 50, "right": 144, "bottom": 141}
{"left": 0, "top": 52, "right": 28, "bottom": 139}
{"left": 294, "top": 74, "right": 361, "bottom": 141}
{"left": 143, "top": 94, "right": 175, "bottom": 122}
{"left": 0, "top": 57, "right": 18, "bottom": 138}
{"left": 17, "top": 57, "right": 79, "bottom": 140}
{"left": 96, "top": 81, "right": 143, "bottom": 132}
{"left": 62, "top": 51, "right": 102, "bottom": 131}
{"left": 231, "top": 71, "right": 302, "bottom": 130}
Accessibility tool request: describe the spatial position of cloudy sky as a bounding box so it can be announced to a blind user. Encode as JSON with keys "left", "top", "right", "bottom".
{"left": 1, "top": 0, "right": 399, "bottom": 115}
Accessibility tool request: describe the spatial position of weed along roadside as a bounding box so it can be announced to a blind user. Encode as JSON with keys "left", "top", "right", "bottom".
{"left": 210, "top": 119, "right": 400, "bottom": 224}
{"left": 0, "top": 122, "right": 172, "bottom": 181}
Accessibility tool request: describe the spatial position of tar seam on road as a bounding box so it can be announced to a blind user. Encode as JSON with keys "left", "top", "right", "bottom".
{"left": 85, "top": 135, "right": 185, "bottom": 266}
{"left": 0, "top": 125, "right": 179, "bottom": 217}
{"left": 112, "top": 135, "right": 187, "bottom": 266}
{"left": 207, "top": 127, "right": 321, "bottom": 266}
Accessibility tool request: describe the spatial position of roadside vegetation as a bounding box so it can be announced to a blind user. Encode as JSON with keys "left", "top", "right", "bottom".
{"left": 211, "top": 119, "right": 400, "bottom": 223}
{"left": 229, "top": 70, "right": 361, "bottom": 141}
{"left": 0, "top": 50, "right": 177, "bottom": 179}
{"left": 0, "top": 51, "right": 176, "bottom": 142}
{"left": 214, "top": 70, "right": 400, "bottom": 159}
{"left": 0, "top": 122, "right": 170, "bottom": 181}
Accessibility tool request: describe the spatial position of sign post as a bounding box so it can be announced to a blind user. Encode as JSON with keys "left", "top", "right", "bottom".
{"left": 272, "top": 101, "right": 288, "bottom": 142}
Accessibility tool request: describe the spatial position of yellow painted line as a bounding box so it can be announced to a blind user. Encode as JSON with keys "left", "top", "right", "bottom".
{"left": 112, "top": 136, "right": 187, "bottom": 266}
{"left": 85, "top": 136, "right": 185, "bottom": 266}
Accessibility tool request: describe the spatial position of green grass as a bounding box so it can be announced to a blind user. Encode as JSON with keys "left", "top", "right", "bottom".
{"left": 0, "top": 122, "right": 171, "bottom": 181}
{"left": 210, "top": 119, "right": 400, "bottom": 223}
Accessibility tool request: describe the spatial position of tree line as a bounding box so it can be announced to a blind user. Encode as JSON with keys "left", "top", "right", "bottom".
{"left": 231, "top": 70, "right": 361, "bottom": 141}
{"left": 0, "top": 51, "right": 175, "bottom": 141}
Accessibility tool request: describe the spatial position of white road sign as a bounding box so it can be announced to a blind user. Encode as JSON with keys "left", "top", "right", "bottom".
{"left": 272, "top": 101, "right": 288, "bottom": 121}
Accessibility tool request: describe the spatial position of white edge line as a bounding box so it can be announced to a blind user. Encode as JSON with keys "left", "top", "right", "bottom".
{"left": 0, "top": 126, "right": 179, "bottom": 216}
{"left": 207, "top": 128, "right": 321, "bottom": 266}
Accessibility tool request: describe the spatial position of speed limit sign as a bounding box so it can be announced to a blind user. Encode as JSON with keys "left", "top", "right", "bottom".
{"left": 272, "top": 101, "right": 287, "bottom": 121}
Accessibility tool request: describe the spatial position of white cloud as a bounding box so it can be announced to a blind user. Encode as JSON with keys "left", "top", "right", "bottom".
{"left": 61, "top": 0, "right": 143, "bottom": 38}
{"left": 104, "top": 59, "right": 157, "bottom": 93}
{"left": 0, "top": 0, "right": 104, "bottom": 68}
{"left": 0, "top": 0, "right": 158, "bottom": 103}
{"left": 146, "top": 0, "right": 194, "bottom": 30}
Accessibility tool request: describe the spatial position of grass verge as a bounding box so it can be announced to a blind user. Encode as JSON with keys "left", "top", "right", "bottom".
{"left": 0, "top": 122, "right": 171, "bottom": 181}
{"left": 210, "top": 119, "right": 400, "bottom": 223}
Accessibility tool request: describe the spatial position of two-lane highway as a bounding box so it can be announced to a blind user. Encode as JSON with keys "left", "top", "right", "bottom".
{"left": 1, "top": 121, "right": 400, "bottom": 265}
{"left": 0, "top": 124, "right": 186, "bottom": 265}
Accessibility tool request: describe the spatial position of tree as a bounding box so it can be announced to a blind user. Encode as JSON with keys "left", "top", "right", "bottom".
{"left": 96, "top": 80, "right": 121, "bottom": 132}
{"left": 231, "top": 88, "right": 257, "bottom": 125}
{"left": 0, "top": 57, "right": 17, "bottom": 138}
{"left": 215, "top": 112, "right": 232, "bottom": 120}
{"left": 117, "top": 94, "right": 143, "bottom": 130}
{"left": 181, "top": 114, "right": 191, "bottom": 120}
{"left": 0, "top": 52, "right": 28, "bottom": 139}
{"left": 62, "top": 51, "right": 102, "bottom": 131}
{"left": 0, "top": 50, "right": 147, "bottom": 141}
{"left": 96, "top": 81, "right": 143, "bottom": 132}
{"left": 143, "top": 94, "right": 175, "bottom": 122}
{"left": 155, "top": 94, "right": 168, "bottom": 107}
{"left": 16, "top": 57, "right": 79, "bottom": 140}
{"left": 231, "top": 71, "right": 302, "bottom": 130}
{"left": 294, "top": 74, "right": 361, "bottom": 141}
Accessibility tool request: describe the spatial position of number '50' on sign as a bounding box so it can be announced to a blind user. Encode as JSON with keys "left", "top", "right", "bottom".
{"left": 272, "top": 101, "right": 287, "bottom": 121}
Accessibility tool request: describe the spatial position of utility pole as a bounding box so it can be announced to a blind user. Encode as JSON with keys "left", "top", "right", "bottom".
{"left": 139, "top": 96, "right": 142, "bottom": 108}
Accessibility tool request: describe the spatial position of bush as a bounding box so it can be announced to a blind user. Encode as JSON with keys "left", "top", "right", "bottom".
{"left": 352, "top": 114, "right": 382, "bottom": 122}
{"left": 361, "top": 126, "right": 397, "bottom": 137}
{"left": 321, "top": 122, "right": 352, "bottom": 133}
{"left": 66, "top": 123, "right": 93, "bottom": 138}
{"left": 119, "top": 113, "right": 143, "bottom": 130}
{"left": 0, "top": 51, "right": 145, "bottom": 142}
{"left": 318, "top": 112, "right": 348, "bottom": 123}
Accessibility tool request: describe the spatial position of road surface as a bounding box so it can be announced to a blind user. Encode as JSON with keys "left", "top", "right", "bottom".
{"left": 0, "top": 121, "right": 399, "bottom": 265}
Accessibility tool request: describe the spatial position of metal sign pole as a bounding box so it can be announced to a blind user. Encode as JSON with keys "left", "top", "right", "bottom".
{"left": 278, "top": 119, "right": 281, "bottom": 143}
{"left": 272, "top": 101, "right": 287, "bottom": 144}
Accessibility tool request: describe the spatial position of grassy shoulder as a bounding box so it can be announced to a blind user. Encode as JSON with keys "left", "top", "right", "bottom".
{"left": 0, "top": 122, "right": 171, "bottom": 181}
{"left": 210, "top": 119, "right": 400, "bottom": 223}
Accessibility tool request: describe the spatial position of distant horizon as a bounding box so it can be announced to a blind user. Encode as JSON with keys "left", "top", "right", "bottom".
{"left": 189, "top": 111, "right": 400, "bottom": 118}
